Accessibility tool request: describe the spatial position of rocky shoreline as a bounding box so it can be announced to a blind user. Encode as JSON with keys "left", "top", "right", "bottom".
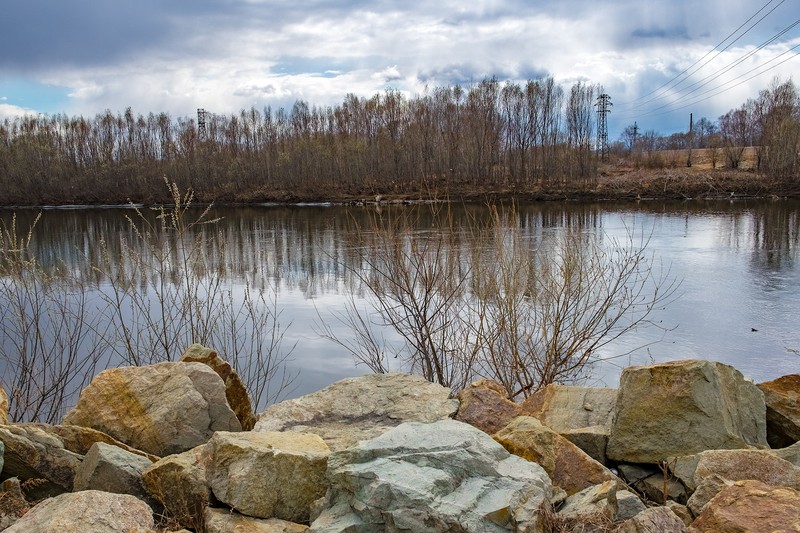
{"left": 0, "top": 344, "right": 797, "bottom": 532}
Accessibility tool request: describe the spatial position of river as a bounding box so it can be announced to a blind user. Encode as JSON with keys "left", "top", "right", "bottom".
{"left": 1, "top": 199, "right": 798, "bottom": 415}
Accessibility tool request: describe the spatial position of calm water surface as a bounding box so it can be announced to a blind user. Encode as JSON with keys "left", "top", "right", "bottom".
{"left": 4, "top": 200, "right": 799, "bottom": 403}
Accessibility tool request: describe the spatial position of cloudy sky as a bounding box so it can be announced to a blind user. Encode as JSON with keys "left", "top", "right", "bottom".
{"left": 1, "top": 0, "right": 798, "bottom": 139}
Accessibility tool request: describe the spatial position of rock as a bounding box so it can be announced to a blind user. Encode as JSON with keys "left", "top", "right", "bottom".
{"left": 311, "top": 419, "right": 553, "bottom": 532}
{"left": 255, "top": 373, "right": 458, "bottom": 452}
{"left": 63, "top": 361, "right": 241, "bottom": 456}
{"left": 686, "top": 474, "right": 734, "bottom": 517}
{"left": 773, "top": 440, "right": 800, "bottom": 466}
{"left": 204, "top": 507, "right": 309, "bottom": 532}
{"left": 180, "top": 343, "right": 257, "bottom": 431}
{"left": 494, "top": 416, "right": 621, "bottom": 496}
{"left": 73, "top": 442, "right": 154, "bottom": 503}
{"left": 522, "top": 384, "right": 617, "bottom": 464}
{"left": 671, "top": 448, "right": 800, "bottom": 494}
{"left": 688, "top": 480, "right": 800, "bottom": 532}
{"left": 3, "top": 490, "right": 154, "bottom": 533}
{"left": 455, "top": 379, "right": 525, "bottom": 435}
{"left": 0, "top": 424, "right": 82, "bottom": 498}
{"left": 615, "top": 490, "right": 647, "bottom": 521}
{"left": 0, "top": 478, "right": 30, "bottom": 530}
{"left": 607, "top": 360, "right": 767, "bottom": 463}
{"left": 205, "top": 431, "right": 329, "bottom": 523}
{"left": 758, "top": 374, "right": 800, "bottom": 448}
{"left": 0, "top": 387, "right": 8, "bottom": 425}
{"left": 665, "top": 501, "right": 694, "bottom": 527}
{"left": 618, "top": 506, "right": 687, "bottom": 533}
{"left": 557, "top": 480, "right": 618, "bottom": 521}
{"left": 618, "top": 463, "right": 687, "bottom": 504}
{"left": 142, "top": 445, "right": 210, "bottom": 531}
{"left": 28, "top": 423, "right": 158, "bottom": 461}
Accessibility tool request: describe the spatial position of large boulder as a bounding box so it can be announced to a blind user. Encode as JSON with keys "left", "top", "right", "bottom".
{"left": 618, "top": 506, "right": 686, "bottom": 533}
{"left": 688, "top": 480, "right": 800, "bottom": 532}
{"left": 3, "top": 490, "right": 154, "bottom": 533}
{"left": 63, "top": 361, "right": 241, "bottom": 456}
{"left": 180, "top": 343, "right": 257, "bottom": 431}
{"left": 142, "top": 445, "right": 210, "bottom": 531}
{"left": 0, "top": 425, "right": 83, "bottom": 498}
{"left": 455, "top": 379, "right": 525, "bottom": 435}
{"left": 311, "top": 419, "right": 553, "bottom": 532}
{"left": 758, "top": 374, "right": 800, "bottom": 448}
{"left": 205, "top": 431, "right": 329, "bottom": 523}
{"left": 494, "top": 416, "right": 621, "bottom": 496}
{"left": 607, "top": 360, "right": 767, "bottom": 463}
{"left": 204, "top": 507, "right": 309, "bottom": 533}
{"left": 522, "top": 384, "right": 616, "bottom": 464}
{"left": 26, "top": 423, "right": 158, "bottom": 461}
{"left": 73, "top": 442, "right": 154, "bottom": 503}
{"left": 671, "top": 448, "right": 800, "bottom": 495}
{"left": 255, "top": 373, "right": 458, "bottom": 451}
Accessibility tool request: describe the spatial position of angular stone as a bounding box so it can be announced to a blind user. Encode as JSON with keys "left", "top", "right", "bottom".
{"left": 560, "top": 426, "right": 611, "bottom": 465}
{"left": 204, "top": 507, "right": 309, "bottom": 532}
{"left": 686, "top": 474, "right": 734, "bottom": 517}
{"left": 557, "top": 480, "right": 618, "bottom": 521}
{"left": 665, "top": 501, "right": 693, "bottom": 527}
{"left": 0, "top": 387, "right": 8, "bottom": 425}
{"left": 255, "top": 373, "right": 458, "bottom": 451}
{"left": 73, "top": 442, "right": 154, "bottom": 503}
{"left": 0, "top": 478, "right": 30, "bottom": 530}
{"left": 494, "top": 416, "right": 621, "bottom": 496}
{"left": 773, "top": 440, "right": 800, "bottom": 466}
{"left": 312, "top": 419, "right": 552, "bottom": 533}
{"left": 758, "top": 374, "right": 800, "bottom": 448}
{"left": 28, "top": 423, "right": 158, "bottom": 461}
{"left": 671, "top": 448, "right": 800, "bottom": 495}
{"left": 688, "top": 480, "right": 800, "bottom": 532}
{"left": 142, "top": 445, "right": 210, "bottom": 531}
{"left": 618, "top": 506, "right": 686, "bottom": 533}
{"left": 618, "top": 463, "right": 687, "bottom": 505}
{"left": 522, "top": 384, "right": 617, "bottom": 430}
{"left": 455, "top": 379, "right": 525, "bottom": 435}
{"left": 0, "top": 424, "right": 82, "bottom": 498}
{"left": 615, "top": 490, "right": 647, "bottom": 521}
{"left": 3, "top": 490, "right": 154, "bottom": 533}
{"left": 63, "top": 362, "right": 241, "bottom": 456}
{"left": 206, "top": 431, "right": 329, "bottom": 523}
{"left": 607, "top": 360, "right": 767, "bottom": 463}
{"left": 181, "top": 343, "right": 257, "bottom": 431}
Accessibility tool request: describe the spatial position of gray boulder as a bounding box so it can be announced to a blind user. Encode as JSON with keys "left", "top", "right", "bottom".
{"left": 73, "top": 442, "right": 154, "bottom": 503}
{"left": 63, "top": 361, "right": 242, "bottom": 456}
{"left": 618, "top": 506, "right": 686, "bottom": 533}
{"left": 607, "top": 360, "right": 767, "bottom": 463}
{"left": 556, "top": 480, "right": 618, "bottom": 521}
{"left": 772, "top": 440, "right": 800, "bottom": 466}
{"left": 4, "top": 490, "right": 154, "bottom": 533}
{"left": 255, "top": 372, "right": 458, "bottom": 451}
{"left": 615, "top": 490, "right": 647, "bottom": 521}
{"left": 311, "top": 419, "right": 553, "bottom": 532}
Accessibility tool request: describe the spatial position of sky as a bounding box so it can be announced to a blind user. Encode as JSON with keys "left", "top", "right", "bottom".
{"left": 1, "top": 0, "right": 798, "bottom": 140}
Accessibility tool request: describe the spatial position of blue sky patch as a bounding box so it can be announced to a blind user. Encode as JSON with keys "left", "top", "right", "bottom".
{"left": 0, "top": 80, "right": 71, "bottom": 114}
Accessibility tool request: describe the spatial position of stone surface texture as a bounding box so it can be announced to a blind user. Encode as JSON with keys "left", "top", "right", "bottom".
{"left": 615, "top": 490, "right": 647, "bottom": 521}
{"left": 607, "top": 360, "right": 767, "bottom": 463}
{"left": 28, "top": 423, "right": 158, "bottom": 461}
{"left": 494, "top": 416, "right": 621, "bottom": 496}
{"left": 63, "top": 361, "right": 241, "bottom": 456}
{"left": 773, "top": 441, "right": 800, "bottom": 466}
{"left": 204, "top": 508, "right": 310, "bottom": 533}
{"left": 205, "top": 431, "right": 330, "bottom": 523}
{"left": 255, "top": 372, "right": 458, "bottom": 451}
{"left": 455, "top": 379, "right": 525, "bottom": 435}
{"left": 311, "top": 419, "right": 552, "bottom": 533}
{"left": 758, "top": 374, "right": 800, "bottom": 448}
{"left": 688, "top": 480, "right": 800, "bottom": 532}
{"left": 618, "top": 506, "right": 687, "bottom": 533}
{"left": 73, "top": 441, "right": 154, "bottom": 501}
{"left": 0, "top": 387, "right": 8, "bottom": 425}
{"left": 3, "top": 490, "right": 154, "bottom": 533}
{"left": 556, "top": 480, "right": 618, "bottom": 521}
{"left": 180, "top": 343, "right": 257, "bottom": 431}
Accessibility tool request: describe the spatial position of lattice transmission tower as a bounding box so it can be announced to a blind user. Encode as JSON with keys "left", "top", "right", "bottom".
{"left": 595, "top": 94, "right": 612, "bottom": 161}
{"left": 197, "top": 108, "right": 208, "bottom": 139}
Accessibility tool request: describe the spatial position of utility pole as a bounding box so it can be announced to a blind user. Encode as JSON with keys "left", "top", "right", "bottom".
{"left": 197, "top": 108, "right": 207, "bottom": 139}
{"left": 631, "top": 121, "right": 639, "bottom": 154}
{"left": 596, "top": 93, "right": 612, "bottom": 161}
{"left": 687, "top": 113, "right": 694, "bottom": 167}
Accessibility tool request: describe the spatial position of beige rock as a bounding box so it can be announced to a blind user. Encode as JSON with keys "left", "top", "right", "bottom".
{"left": 773, "top": 440, "right": 800, "bottom": 466}
{"left": 4, "top": 490, "right": 154, "bottom": 533}
{"left": 686, "top": 474, "right": 734, "bottom": 517}
{"left": 205, "top": 431, "right": 329, "bottom": 523}
{"left": 0, "top": 424, "right": 82, "bottom": 498}
{"left": 689, "top": 480, "right": 800, "bottom": 532}
{"left": 758, "top": 374, "right": 800, "bottom": 448}
{"left": 73, "top": 441, "right": 154, "bottom": 503}
{"left": 671, "top": 448, "right": 800, "bottom": 494}
{"left": 0, "top": 387, "right": 8, "bottom": 425}
{"left": 181, "top": 343, "right": 257, "bottom": 431}
{"left": 607, "top": 360, "right": 767, "bottom": 464}
{"left": 618, "top": 506, "right": 687, "bottom": 533}
{"left": 204, "top": 507, "right": 309, "bottom": 532}
{"left": 255, "top": 372, "right": 457, "bottom": 451}
{"left": 63, "top": 362, "right": 241, "bottom": 456}
{"left": 557, "top": 480, "right": 618, "bottom": 521}
{"left": 142, "top": 445, "right": 210, "bottom": 531}
{"left": 28, "top": 423, "right": 158, "bottom": 461}
{"left": 665, "top": 501, "right": 694, "bottom": 527}
{"left": 494, "top": 416, "right": 621, "bottom": 496}
{"left": 455, "top": 379, "right": 525, "bottom": 435}
{"left": 560, "top": 426, "right": 611, "bottom": 465}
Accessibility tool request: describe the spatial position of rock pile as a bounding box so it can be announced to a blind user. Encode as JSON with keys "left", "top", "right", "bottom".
{"left": 0, "top": 353, "right": 797, "bottom": 532}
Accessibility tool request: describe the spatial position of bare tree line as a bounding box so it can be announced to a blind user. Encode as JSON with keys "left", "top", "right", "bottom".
{"left": 0, "top": 78, "right": 609, "bottom": 205}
